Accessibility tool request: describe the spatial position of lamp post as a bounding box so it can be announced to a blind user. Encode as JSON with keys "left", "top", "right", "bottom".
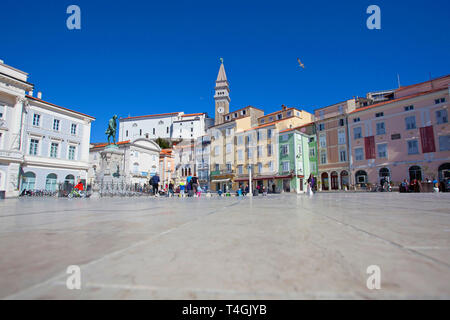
{"left": 248, "top": 163, "right": 253, "bottom": 196}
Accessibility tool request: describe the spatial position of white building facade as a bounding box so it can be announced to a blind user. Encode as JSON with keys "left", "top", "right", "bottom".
{"left": 118, "top": 112, "right": 214, "bottom": 142}
{"left": 89, "top": 138, "right": 161, "bottom": 187}
{"left": 0, "top": 59, "right": 95, "bottom": 198}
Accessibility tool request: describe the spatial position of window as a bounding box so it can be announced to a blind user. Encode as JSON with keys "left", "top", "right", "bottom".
{"left": 126, "top": 130, "right": 128, "bottom": 137}
{"left": 377, "top": 144, "right": 387, "bottom": 158}
{"left": 282, "top": 161, "right": 290, "bottom": 172}
{"left": 248, "top": 148, "right": 253, "bottom": 158}
{"left": 257, "top": 146, "right": 263, "bottom": 157}
{"left": 319, "top": 135, "right": 326, "bottom": 148}
{"left": 214, "top": 146, "right": 220, "bottom": 155}
{"left": 353, "top": 117, "right": 360, "bottom": 123}
{"left": 29, "top": 139, "right": 39, "bottom": 155}
{"left": 404, "top": 105, "right": 414, "bottom": 111}
{"left": 260, "top": 119, "right": 265, "bottom": 124}
{"left": 258, "top": 162, "right": 263, "bottom": 173}
{"left": 339, "top": 118, "right": 345, "bottom": 126}
{"left": 247, "top": 135, "right": 252, "bottom": 144}
{"left": 226, "top": 143, "right": 232, "bottom": 154}
{"left": 238, "top": 165, "right": 243, "bottom": 175}
{"left": 241, "top": 110, "right": 246, "bottom": 115}
{"left": 405, "top": 116, "right": 416, "bottom": 130}
{"left": 268, "top": 161, "right": 273, "bottom": 171}
{"left": 215, "top": 163, "right": 219, "bottom": 171}
{"left": 281, "top": 144, "right": 289, "bottom": 155}
{"left": 226, "top": 163, "right": 232, "bottom": 172}
{"left": 238, "top": 135, "right": 244, "bottom": 145}
{"left": 298, "top": 144, "right": 302, "bottom": 155}
{"left": 0, "top": 105, "right": 4, "bottom": 118}
{"left": 234, "top": 113, "right": 238, "bottom": 118}
{"left": 339, "top": 149, "right": 347, "bottom": 162}
{"left": 338, "top": 105, "right": 343, "bottom": 114}
{"left": 267, "top": 129, "right": 272, "bottom": 139}
{"left": 140, "top": 129, "right": 142, "bottom": 136}
{"left": 309, "top": 147, "right": 315, "bottom": 157}
{"left": 287, "top": 111, "right": 292, "bottom": 117}
{"left": 238, "top": 149, "right": 243, "bottom": 160}
{"left": 50, "top": 142, "right": 59, "bottom": 158}
{"left": 407, "top": 140, "right": 419, "bottom": 155}
{"left": 53, "top": 119, "right": 60, "bottom": 131}
{"left": 338, "top": 129, "right": 346, "bottom": 144}
{"left": 226, "top": 128, "right": 232, "bottom": 136}
{"left": 320, "top": 151, "right": 327, "bottom": 164}
{"left": 277, "top": 114, "right": 282, "bottom": 120}
{"left": 281, "top": 134, "right": 289, "bottom": 142}
{"left": 71, "top": 123, "right": 77, "bottom": 135}
{"left": 439, "top": 135, "right": 450, "bottom": 151}
{"left": 153, "top": 128, "right": 156, "bottom": 135}
{"left": 269, "top": 116, "right": 274, "bottom": 122}
{"left": 355, "top": 148, "right": 364, "bottom": 161}
{"left": 318, "top": 123, "right": 325, "bottom": 131}
{"left": 435, "top": 98, "right": 446, "bottom": 104}
{"left": 267, "top": 144, "right": 272, "bottom": 156}
{"left": 167, "top": 127, "right": 169, "bottom": 134}
{"left": 353, "top": 126, "right": 362, "bottom": 139}
{"left": 33, "top": 114, "right": 40, "bottom": 126}
{"left": 376, "top": 122, "right": 386, "bottom": 135}
{"left": 436, "top": 109, "right": 448, "bottom": 124}
{"left": 375, "top": 112, "right": 384, "bottom": 118}
{"left": 68, "top": 145, "right": 76, "bottom": 160}
{"left": 319, "top": 110, "right": 324, "bottom": 120}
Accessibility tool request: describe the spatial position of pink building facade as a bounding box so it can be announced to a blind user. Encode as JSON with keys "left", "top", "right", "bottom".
{"left": 348, "top": 76, "right": 450, "bottom": 187}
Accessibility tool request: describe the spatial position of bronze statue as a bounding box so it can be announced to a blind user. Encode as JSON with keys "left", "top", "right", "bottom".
{"left": 105, "top": 115, "right": 118, "bottom": 144}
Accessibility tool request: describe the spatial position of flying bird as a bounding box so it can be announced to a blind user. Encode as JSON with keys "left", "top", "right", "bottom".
{"left": 297, "top": 58, "right": 305, "bottom": 69}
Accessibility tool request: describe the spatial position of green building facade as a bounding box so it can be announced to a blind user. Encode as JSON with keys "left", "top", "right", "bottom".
{"left": 278, "top": 125, "right": 318, "bottom": 193}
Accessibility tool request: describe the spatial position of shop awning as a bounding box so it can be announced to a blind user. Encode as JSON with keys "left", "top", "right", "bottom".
{"left": 211, "top": 178, "right": 231, "bottom": 183}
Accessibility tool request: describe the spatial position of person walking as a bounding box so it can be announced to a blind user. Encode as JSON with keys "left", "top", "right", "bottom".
{"left": 191, "top": 174, "right": 199, "bottom": 195}
{"left": 179, "top": 181, "right": 186, "bottom": 197}
{"left": 168, "top": 181, "right": 174, "bottom": 197}
{"left": 151, "top": 173, "right": 160, "bottom": 196}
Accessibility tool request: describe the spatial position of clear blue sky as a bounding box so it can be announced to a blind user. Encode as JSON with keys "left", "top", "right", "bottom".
{"left": 1, "top": 0, "right": 449, "bottom": 142}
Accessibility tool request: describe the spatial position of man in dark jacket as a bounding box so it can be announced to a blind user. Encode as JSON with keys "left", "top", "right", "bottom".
{"left": 150, "top": 174, "right": 160, "bottom": 196}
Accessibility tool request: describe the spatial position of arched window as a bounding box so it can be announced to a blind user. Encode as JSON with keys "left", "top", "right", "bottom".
{"left": 409, "top": 166, "right": 422, "bottom": 181}
{"left": 340, "top": 170, "right": 349, "bottom": 189}
{"left": 379, "top": 168, "right": 390, "bottom": 181}
{"left": 45, "top": 173, "right": 58, "bottom": 191}
{"left": 438, "top": 163, "right": 450, "bottom": 181}
{"left": 65, "top": 174, "right": 75, "bottom": 185}
{"left": 355, "top": 170, "right": 368, "bottom": 184}
{"left": 22, "top": 172, "right": 36, "bottom": 191}
{"left": 321, "top": 172, "right": 329, "bottom": 190}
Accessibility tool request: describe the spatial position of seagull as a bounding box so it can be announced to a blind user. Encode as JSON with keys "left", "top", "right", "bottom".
{"left": 297, "top": 58, "right": 305, "bottom": 69}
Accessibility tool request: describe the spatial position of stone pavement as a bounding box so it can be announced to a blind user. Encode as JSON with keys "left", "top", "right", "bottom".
{"left": 0, "top": 193, "right": 449, "bottom": 299}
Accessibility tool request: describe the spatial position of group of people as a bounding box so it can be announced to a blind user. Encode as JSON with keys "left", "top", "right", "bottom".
{"left": 399, "top": 178, "right": 440, "bottom": 193}
{"left": 150, "top": 173, "right": 205, "bottom": 197}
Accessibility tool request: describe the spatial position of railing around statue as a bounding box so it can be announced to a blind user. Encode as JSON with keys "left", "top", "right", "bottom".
{"left": 96, "top": 180, "right": 153, "bottom": 197}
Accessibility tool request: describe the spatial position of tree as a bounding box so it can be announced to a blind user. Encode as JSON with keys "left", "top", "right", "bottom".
{"left": 155, "top": 137, "right": 171, "bottom": 149}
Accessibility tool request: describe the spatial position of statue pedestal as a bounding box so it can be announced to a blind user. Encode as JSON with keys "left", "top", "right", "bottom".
{"left": 94, "top": 145, "right": 126, "bottom": 196}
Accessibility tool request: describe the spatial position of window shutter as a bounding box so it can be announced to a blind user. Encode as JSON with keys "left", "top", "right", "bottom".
{"left": 420, "top": 126, "right": 436, "bottom": 153}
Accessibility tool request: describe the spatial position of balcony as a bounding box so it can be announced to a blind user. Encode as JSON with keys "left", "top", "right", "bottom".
{"left": 0, "top": 149, "right": 23, "bottom": 160}
{"left": 210, "top": 169, "right": 234, "bottom": 176}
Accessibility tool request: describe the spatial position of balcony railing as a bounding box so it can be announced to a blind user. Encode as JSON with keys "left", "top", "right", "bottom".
{"left": 210, "top": 169, "right": 235, "bottom": 176}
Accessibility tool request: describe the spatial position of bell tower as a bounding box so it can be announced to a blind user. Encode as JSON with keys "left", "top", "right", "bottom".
{"left": 214, "top": 58, "right": 230, "bottom": 125}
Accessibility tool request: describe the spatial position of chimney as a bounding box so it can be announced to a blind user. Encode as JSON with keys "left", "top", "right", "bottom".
{"left": 28, "top": 90, "right": 33, "bottom": 97}
{"left": 37, "top": 91, "right": 42, "bottom": 99}
{"left": 0, "top": 59, "right": 4, "bottom": 64}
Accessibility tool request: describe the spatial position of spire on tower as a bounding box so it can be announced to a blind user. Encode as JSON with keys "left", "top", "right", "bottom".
{"left": 216, "top": 59, "right": 227, "bottom": 82}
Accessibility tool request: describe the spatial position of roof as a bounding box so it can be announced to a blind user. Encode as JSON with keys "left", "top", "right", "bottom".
{"left": 349, "top": 87, "right": 447, "bottom": 115}
{"left": 120, "top": 112, "right": 181, "bottom": 121}
{"left": 396, "top": 74, "right": 450, "bottom": 93}
{"left": 224, "top": 105, "right": 264, "bottom": 116}
{"left": 91, "top": 140, "right": 130, "bottom": 149}
{"left": 216, "top": 62, "right": 227, "bottom": 82}
{"left": 0, "top": 71, "right": 34, "bottom": 87}
{"left": 181, "top": 113, "right": 205, "bottom": 117}
{"left": 279, "top": 122, "right": 314, "bottom": 133}
{"left": 258, "top": 106, "right": 304, "bottom": 119}
{"left": 241, "top": 116, "right": 297, "bottom": 133}
{"left": 26, "top": 95, "right": 95, "bottom": 120}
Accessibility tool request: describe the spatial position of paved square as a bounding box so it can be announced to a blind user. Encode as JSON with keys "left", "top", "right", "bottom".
{"left": 1, "top": 193, "right": 450, "bottom": 299}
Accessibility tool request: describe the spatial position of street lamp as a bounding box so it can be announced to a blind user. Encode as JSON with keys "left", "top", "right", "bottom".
{"left": 248, "top": 163, "right": 253, "bottom": 196}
